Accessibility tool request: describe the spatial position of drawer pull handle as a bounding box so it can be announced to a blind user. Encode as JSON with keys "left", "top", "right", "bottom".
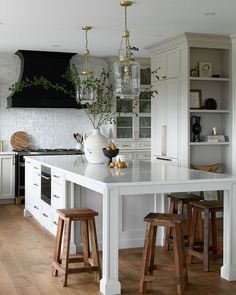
{"left": 34, "top": 183, "right": 39, "bottom": 187}
{"left": 34, "top": 167, "right": 39, "bottom": 170}
{"left": 162, "top": 75, "right": 167, "bottom": 79}
{"left": 26, "top": 161, "right": 31, "bottom": 164}
{"left": 34, "top": 205, "right": 39, "bottom": 210}
{"left": 53, "top": 221, "right": 58, "bottom": 226}
{"left": 43, "top": 213, "right": 48, "bottom": 218}
{"left": 122, "top": 145, "right": 130, "bottom": 147}
{"left": 53, "top": 194, "right": 60, "bottom": 199}
{"left": 53, "top": 175, "right": 60, "bottom": 179}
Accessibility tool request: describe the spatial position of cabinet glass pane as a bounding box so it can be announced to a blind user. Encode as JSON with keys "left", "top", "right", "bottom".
{"left": 117, "top": 128, "right": 133, "bottom": 138}
{"left": 139, "top": 128, "right": 151, "bottom": 138}
{"left": 139, "top": 117, "right": 151, "bottom": 127}
{"left": 117, "top": 117, "right": 132, "bottom": 127}
{"left": 140, "top": 68, "right": 151, "bottom": 85}
{"left": 139, "top": 101, "right": 151, "bottom": 113}
{"left": 140, "top": 91, "right": 152, "bottom": 100}
{"left": 116, "top": 99, "right": 133, "bottom": 113}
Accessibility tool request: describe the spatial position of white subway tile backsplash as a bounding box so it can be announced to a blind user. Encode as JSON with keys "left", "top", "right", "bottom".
{"left": 0, "top": 52, "right": 97, "bottom": 151}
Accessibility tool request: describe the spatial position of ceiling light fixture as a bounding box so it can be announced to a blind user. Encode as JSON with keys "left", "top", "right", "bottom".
{"left": 113, "top": 1, "right": 140, "bottom": 100}
{"left": 76, "top": 25, "right": 97, "bottom": 105}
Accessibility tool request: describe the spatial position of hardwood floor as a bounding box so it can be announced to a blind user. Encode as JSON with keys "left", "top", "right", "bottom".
{"left": 0, "top": 204, "right": 236, "bottom": 294}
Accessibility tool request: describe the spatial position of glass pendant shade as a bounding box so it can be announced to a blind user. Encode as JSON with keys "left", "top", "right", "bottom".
{"left": 76, "top": 75, "right": 98, "bottom": 105}
{"left": 77, "top": 25, "right": 97, "bottom": 105}
{"left": 113, "top": 1, "right": 140, "bottom": 100}
{"left": 113, "top": 59, "right": 140, "bottom": 99}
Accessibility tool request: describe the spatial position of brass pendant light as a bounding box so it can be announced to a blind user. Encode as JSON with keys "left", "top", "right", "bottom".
{"left": 113, "top": 1, "right": 140, "bottom": 100}
{"left": 76, "top": 25, "right": 97, "bottom": 105}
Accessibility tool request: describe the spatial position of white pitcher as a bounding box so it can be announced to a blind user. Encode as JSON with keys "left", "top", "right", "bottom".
{"left": 83, "top": 129, "right": 108, "bottom": 164}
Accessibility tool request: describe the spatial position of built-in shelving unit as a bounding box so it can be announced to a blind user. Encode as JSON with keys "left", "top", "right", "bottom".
{"left": 189, "top": 44, "right": 231, "bottom": 173}
{"left": 190, "top": 142, "right": 230, "bottom": 146}
{"left": 190, "top": 109, "right": 230, "bottom": 113}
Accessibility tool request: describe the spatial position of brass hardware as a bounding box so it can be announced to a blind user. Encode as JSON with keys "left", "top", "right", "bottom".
{"left": 53, "top": 221, "right": 58, "bottom": 226}
{"left": 43, "top": 213, "right": 48, "bottom": 218}
{"left": 33, "top": 183, "right": 39, "bottom": 187}
{"left": 120, "top": 1, "right": 133, "bottom": 8}
{"left": 81, "top": 25, "right": 93, "bottom": 76}
{"left": 34, "top": 205, "right": 39, "bottom": 210}
{"left": 34, "top": 166, "right": 39, "bottom": 170}
{"left": 53, "top": 194, "right": 60, "bottom": 199}
{"left": 162, "top": 75, "right": 167, "bottom": 79}
{"left": 53, "top": 174, "right": 60, "bottom": 178}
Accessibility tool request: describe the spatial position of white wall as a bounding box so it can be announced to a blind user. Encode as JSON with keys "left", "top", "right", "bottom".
{"left": 0, "top": 52, "right": 108, "bottom": 151}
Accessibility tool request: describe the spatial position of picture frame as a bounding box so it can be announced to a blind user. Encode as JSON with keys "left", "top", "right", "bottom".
{"left": 199, "top": 61, "right": 212, "bottom": 77}
{"left": 190, "top": 89, "right": 202, "bottom": 109}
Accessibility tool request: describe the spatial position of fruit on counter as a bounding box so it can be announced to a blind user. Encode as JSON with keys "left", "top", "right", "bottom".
{"left": 106, "top": 143, "right": 117, "bottom": 151}
{"left": 116, "top": 159, "right": 128, "bottom": 168}
{"left": 109, "top": 159, "right": 128, "bottom": 169}
{"left": 109, "top": 162, "right": 116, "bottom": 168}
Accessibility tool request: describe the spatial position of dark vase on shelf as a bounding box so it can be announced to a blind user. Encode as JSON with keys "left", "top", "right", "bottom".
{"left": 191, "top": 116, "right": 201, "bottom": 142}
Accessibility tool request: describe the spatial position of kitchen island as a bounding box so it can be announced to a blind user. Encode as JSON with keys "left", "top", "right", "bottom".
{"left": 24, "top": 155, "right": 236, "bottom": 295}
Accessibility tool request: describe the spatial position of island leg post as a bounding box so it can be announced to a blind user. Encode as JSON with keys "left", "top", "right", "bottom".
{"left": 100, "top": 187, "right": 121, "bottom": 295}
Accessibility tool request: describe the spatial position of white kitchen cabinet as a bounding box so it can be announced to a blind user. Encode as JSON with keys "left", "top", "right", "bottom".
{"left": 151, "top": 78, "right": 179, "bottom": 159}
{"left": 152, "top": 48, "right": 179, "bottom": 81}
{"left": 0, "top": 155, "right": 15, "bottom": 199}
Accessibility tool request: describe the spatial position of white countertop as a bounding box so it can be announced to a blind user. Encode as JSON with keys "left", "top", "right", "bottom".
{"left": 0, "top": 151, "right": 16, "bottom": 155}
{"left": 25, "top": 155, "right": 236, "bottom": 187}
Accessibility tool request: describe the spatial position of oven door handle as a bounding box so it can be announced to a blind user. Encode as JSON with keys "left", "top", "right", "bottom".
{"left": 40, "top": 174, "right": 51, "bottom": 180}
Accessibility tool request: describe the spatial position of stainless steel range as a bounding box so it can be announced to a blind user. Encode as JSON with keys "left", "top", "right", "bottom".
{"left": 14, "top": 148, "right": 83, "bottom": 202}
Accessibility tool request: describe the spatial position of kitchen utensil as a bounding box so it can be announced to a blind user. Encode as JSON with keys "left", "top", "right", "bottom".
{"left": 10, "top": 131, "right": 31, "bottom": 150}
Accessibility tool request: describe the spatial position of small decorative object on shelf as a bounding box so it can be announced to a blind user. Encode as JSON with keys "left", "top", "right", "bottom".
{"left": 191, "top": 116, "right": 201, "bottom": 142}
{"left": 199, "top": 61, "right": 212, "bottom": 77}
{"left": 204, "top": 98, "right": 217, "bottom": 110}
{"left": 190, "top": 90, "right": 202, "bottom": 109}
{"left": 207, "top": 135, "right": 225, "bottom": 143}
{"left": 190, "top": 67, "right": 199, "bottom": 77}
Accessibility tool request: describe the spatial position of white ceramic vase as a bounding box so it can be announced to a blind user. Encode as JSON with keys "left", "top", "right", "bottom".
{"left": 83, "top": 129, "right": 107, "bottom": 164}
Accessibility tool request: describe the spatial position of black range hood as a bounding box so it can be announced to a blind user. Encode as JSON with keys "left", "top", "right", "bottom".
{"left": 7, "top": 50, "right": 80, "bottom": 108}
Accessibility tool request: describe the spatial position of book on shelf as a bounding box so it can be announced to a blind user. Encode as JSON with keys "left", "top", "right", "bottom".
{"left": 207, "top": 135, "right": 225, "bottom": 142}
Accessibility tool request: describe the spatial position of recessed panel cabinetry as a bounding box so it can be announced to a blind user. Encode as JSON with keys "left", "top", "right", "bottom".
{"left": 151, "top": 48, "right": 179, "bottom": 160}
{"left": 0, "top": 155, "right": 15, "bottom": 199}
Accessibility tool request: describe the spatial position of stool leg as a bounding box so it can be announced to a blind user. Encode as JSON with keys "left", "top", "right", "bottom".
{"left": 177, "top": 200, "right": 184, "bottom": 214}
{"left": 197, "top": 212, "right": 203, "bottom": 241}
{"left": 187, "top": 207, "right": 198, "bottom": 265}
{"left": 60, "top": 218, "right": 71, "bottom": 287}
{"left": 81, "top": 220, "right": 90, "bottom": 267}
{"left": 139, "top": 223, "right": 155, "bottom": 293}
{"left": 173, "top": 224, "right": 185, "bottom": 295}
{"left": 211, "top": 211, "right": 217, "bottom": 255}
{"left": 203, "top": 209, "right": 210, "bottom": 272}
{"left": 149, "top": 225, "right": 157, "bottom": 275}
{"left": 88, "top": 218, "right": 101, "bottom": 282}
{"left": 187, "top": 203, "right": 192, "bottom": 244}
{"left": 164, "top": 199, "right": 175, "bottom": 251}
{"left": 52, "top": 217, "right": 64, "bottom": 277}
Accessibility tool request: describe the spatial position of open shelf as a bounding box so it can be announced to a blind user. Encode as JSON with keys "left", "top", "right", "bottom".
{"left": 190, "top": 142, "right": 230, "bottom": 146}
{"left": 189, "top": 109, "right": 230, "bottom": 113}
{"left": 190, "top": 77, "right": 230, "bottom": 82}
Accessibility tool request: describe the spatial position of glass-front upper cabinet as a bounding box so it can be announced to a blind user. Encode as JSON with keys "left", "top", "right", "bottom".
{"left": 115, "top": 65, "right": 151, "bottom": 140}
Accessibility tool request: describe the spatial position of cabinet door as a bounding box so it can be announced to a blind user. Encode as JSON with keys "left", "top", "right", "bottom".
{"left": 0, "top": 156, "right": 15, "bottom": 199}
{"left": 153, "top": 48, "right": 179, "bottom": 81}
{"left": 153, "top": 53, "right": 166, "bottom": 82}
{"left": 151, "top": 80, "right": 166, "bottom": 156}
{"left": 166, "top": 78, "right": 179, "bottom": 159}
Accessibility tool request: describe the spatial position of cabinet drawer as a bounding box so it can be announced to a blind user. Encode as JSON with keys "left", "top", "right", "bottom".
{"left": 136, "top": 153, "right": 151, "bottom": 160}
{"left": 41, "top": 202, "right": 52, "bottom": 233}
{"left": 51, "top": 182, "right": 65, "bottom": 209}
{"left": 51, "top": 209, "right": 59, "bottom": 236}
{"left": 116, "top": 142, "right": 136, "bottom": 149}
{"left": 51, "top": 169, "right": 64, "bottom": 184}
{"left": 32, "top": 162, "right": 41, "bottom": 173}
{"left": 137, "top": 142, "right": 151, "bottom": 149}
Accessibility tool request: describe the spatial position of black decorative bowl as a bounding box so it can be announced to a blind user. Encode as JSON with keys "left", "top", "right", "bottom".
{"left": 103, "top": 148, "right": 119, "bottom": 164}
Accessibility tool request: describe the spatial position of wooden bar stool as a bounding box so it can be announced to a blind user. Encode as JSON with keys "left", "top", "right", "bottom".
{"left": 164, "top": 193, "right": 204, "bottom": 251}
{"left": 139, "top": 213, "right": 188, "bottom": 295}
{"left": 187, "top": 201, "right": 223, "bottom": 272}
{"left": 51, "top": 208, "right": 101, "bottom": 287}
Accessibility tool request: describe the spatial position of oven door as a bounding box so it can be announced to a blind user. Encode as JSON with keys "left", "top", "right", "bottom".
{"left": 41, "top": 165, "right": 51, "bottom": 205}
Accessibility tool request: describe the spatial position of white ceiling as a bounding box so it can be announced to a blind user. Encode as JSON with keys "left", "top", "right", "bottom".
{"left": 1, "top": 0, "right": 236, "bottom": 57}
